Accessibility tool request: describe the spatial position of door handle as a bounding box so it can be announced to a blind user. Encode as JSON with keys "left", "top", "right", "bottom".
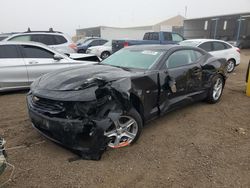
{"left": 29, "top": 61, "right": 39, "bottom": 65}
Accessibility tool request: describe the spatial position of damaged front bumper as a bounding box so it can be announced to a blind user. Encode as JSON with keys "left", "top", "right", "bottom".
{"left": 27, "top": 94, "right": 116, "bottom": 160}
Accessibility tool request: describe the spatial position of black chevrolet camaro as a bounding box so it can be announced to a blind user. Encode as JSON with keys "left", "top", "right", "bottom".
{"left": 27, "top": 45, "right": 227, "bottom": 160}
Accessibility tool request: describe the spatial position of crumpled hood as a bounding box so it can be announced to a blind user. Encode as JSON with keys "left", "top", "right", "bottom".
{"left": 34, "top": 64, "right": 140, "bottom": 91}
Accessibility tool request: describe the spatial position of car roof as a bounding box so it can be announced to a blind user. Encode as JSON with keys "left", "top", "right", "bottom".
{"left": 90, "top": 38, "right": 107, "bottom": 41}
{"left": 183, "top": 39, "right": 232, "bottom": 44}
{"left": 0, "top": 32, "right": 19, "bottom": 35}
{"left": 0, "top": 41, "right": 51, "bottom": 47}
{"left": 124, "top": 44, "right": 200, "bottom": 51}
{"left": 7, "top": 32, "right": 64, "bottom": 37}
{"left": 0, "top": 41, "right": 63, "bottom": 54}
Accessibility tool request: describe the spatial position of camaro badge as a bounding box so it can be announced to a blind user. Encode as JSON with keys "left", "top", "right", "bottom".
{"left": 33, "top": 96, "right": 40, "bottom": 102}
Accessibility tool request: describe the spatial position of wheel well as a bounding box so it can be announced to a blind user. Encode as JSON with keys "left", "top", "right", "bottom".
{"left": 228, "top": 58, "right": 236, "bottom": 64}
{"left": 130, "top": 93, "right": 144, "bottom": 125}
{"left": 102, "top": 51, "right": 110, "bottom": 55}
{"left": 218, "top": 73, "right": 226, "bottom": 87}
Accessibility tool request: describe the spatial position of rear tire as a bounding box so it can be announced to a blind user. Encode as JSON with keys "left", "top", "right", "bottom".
{"left": 206, "top": 75, "right": 224, "bottom": 104}
{"left": 100, "top": 51, "right": 111, "bottom": 59}
{"left": 227, "top": 59, "right": 235, "bottom": 73}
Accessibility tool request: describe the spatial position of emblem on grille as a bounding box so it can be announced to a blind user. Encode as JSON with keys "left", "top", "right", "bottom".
{"left": 33, "top": 96, "right": 40, "bottom": 102}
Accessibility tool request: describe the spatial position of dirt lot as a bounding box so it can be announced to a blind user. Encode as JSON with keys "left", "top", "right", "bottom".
{"left": 0, "top": 50, "right": 250, "bottom": 188}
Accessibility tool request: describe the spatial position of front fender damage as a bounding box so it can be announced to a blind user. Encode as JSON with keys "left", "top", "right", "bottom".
{"left": 28, "top": 77, "right": 134, "bottom": 160}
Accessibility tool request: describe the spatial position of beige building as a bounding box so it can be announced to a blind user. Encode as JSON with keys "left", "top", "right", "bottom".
{"left": 153, "top": 15, "right": 184, "bottom": 31}
{"left": 75, "top": 15, "right": 185, "bottom": 40}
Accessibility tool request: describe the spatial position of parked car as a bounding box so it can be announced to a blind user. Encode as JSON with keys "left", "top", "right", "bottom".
{"left": 0, "top": 41, "right": 97, "bottom": 92}
{"left": 27, "top": 45, "right": 227, "bottom": 160}
{"left": 112, "top": 31, "right": 184, "bottom": 53}
{"left": 76, "top": 37, "right": 100, "bottom": 46}
{"left": 77, "top": 38, "right": 108, "bottom": 53}
{"left": 237, "top": 35, "right": 250, "bottom": 49}
{"left": 86, "top": 41, "right": 112, "bottom": 59}
{"left": 180, "top": 39, "right": 240, "bottom": 73}
{"left": 3, "top": 29, "right": 77, "bottom": 54}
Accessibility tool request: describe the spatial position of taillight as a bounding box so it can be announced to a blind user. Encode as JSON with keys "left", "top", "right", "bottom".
{"left": 69, "top": 43, "right": 77, "bottom": 51}
{"left": 236, "top": 48, "right": 240, "bottom": 54}
{"left": 124, "top": 42, "right": 129, "bottom": 47}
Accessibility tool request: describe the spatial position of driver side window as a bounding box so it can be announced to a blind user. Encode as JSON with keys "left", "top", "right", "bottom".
{"left": 21, "top": 45, "right": 54, "bottom": 59}
{"left": 166, "top": 50, "right": 202, "bottom": 69}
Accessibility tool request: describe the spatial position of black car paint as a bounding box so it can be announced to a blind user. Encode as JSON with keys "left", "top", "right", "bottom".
{"left": 27, "top": 45, "right": 227, "bottom": 160}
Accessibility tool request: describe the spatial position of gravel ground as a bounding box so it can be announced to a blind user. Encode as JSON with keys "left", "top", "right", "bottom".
{"left": 0, "top": 50, "right": 250, "bottom": 188}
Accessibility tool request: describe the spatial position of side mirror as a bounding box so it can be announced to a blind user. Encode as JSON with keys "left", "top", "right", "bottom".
{"left": 53, "top": 54, "right": 63, "bottom": 61}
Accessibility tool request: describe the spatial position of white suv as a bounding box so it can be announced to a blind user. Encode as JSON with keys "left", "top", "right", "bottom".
{"left": 4, "top": 29, "right": 76, "bottom": 54}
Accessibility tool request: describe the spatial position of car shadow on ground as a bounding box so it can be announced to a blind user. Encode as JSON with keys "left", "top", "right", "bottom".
{"left": 0, "top": 89, "right": 29, "bottom": 96}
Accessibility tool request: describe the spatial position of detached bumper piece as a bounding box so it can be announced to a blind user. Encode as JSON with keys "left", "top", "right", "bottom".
{"left": 0, "top": 137, "right": 7, "bottom": 175}
{"left": 27, "top": 94, "right": 118, "bottom": 160}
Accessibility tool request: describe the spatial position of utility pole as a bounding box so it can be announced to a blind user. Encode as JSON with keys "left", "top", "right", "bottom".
{"left": 185, "top": 6, "right": 187, "bottom": 18}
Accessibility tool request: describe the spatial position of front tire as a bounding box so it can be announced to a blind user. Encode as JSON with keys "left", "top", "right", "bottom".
{"left": 104, "top": 108, "right": 143, "bottom": 148}
{"left": 206, "top": 75, "right": 224, "bottom": 104}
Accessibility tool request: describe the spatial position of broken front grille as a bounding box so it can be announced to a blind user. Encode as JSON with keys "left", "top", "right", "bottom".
{"left": 31, "top": 95, "right": 66, "bottom": 116}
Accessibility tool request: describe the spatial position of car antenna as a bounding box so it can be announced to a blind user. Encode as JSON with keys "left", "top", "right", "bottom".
{"left": 49, "top": 27, "right": 54, "bottom": 32}
{"left": 27, "top": 27, "right": 31, "bottom": 32}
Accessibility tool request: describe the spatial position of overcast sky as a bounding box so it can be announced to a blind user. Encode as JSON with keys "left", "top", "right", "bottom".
{"left": 0, "top": 0, "right": 249, "bottom": 36}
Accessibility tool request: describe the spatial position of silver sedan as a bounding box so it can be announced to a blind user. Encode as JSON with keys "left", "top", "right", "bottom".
{"left": 0, "top": 41, "right": 96, "bottom": 92}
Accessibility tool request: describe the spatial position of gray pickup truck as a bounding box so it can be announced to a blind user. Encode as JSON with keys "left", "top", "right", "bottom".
{"left": 112, "top": 31, "right": 184, "bottom": 53}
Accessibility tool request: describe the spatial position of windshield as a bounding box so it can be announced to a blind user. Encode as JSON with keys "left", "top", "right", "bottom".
{"left": 179, "top": 40, "right": 201, "bottom": 47}
{"left": 102, "top": 48, "right": 163, "bottom": 70}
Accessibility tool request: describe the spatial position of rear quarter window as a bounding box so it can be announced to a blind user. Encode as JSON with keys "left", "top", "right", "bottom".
{"left": 199, "top": 42, "right": 213, "bottom": 52}
{"left": 213, "top": 42, "right": 226, "bottom": 51}
{"left": 54, "top": 35, "right": 67, "bottom": 45}
{"left": 223, "top": 43, "right": 232, "bottom": 49}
